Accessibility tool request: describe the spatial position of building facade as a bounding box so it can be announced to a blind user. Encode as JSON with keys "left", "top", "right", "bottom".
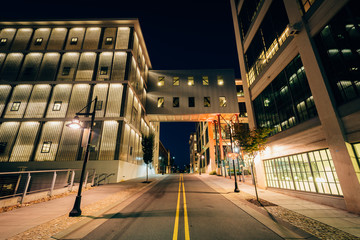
{"left": 0, "top": 19, "right": 240, "bottom": 184}
{"left": 231, "top": 0, "right": 360, "bottom": 213}
{"left": 0, "top": 20, "right": 159, "bottom": 182}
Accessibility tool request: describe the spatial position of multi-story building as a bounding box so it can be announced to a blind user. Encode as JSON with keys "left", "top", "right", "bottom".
{"left": 0, "top": 19, "right": 160, "bottom": 183}
{"left": 192, "top": 79, "right": 248, "bottom": 175}
{"left": 0, "top": 19, "right": 240, "bottom": 184}
{"left": 189, "top": 133, "right": 197, "bottom": 173}
{"left": 231, "top": 0, "right": 360, "bottom": 213}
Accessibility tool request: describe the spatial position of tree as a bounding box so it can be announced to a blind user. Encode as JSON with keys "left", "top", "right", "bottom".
{"left": 141, "top": 133, "right": 154, "bottom": 183}
{"left": 233, "top": 124, "right": 272, "bottom": 201}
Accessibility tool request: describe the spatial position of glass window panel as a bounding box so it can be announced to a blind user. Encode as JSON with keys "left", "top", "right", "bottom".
{"left": 157, "top": 97, "right": 164, "bottom": 108}
{"left": 158, "top": 76, "right": 164, "bottom": 86}
{"left": 173, "top": 77, "right": 180, "bottom": 86}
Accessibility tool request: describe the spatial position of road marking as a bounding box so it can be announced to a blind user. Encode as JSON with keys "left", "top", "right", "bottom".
{"left": 173, "top": 174, "right": 191, "bottom": 240}
{"left": 173, "top": 175, "right": 182, "bottom": 240}
{"left": 182, "top": 175, "right": 190, "bottom": 240}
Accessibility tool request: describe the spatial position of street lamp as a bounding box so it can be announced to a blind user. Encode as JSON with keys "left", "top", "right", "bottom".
{"left": 200, "top": 155, "right": 205, "bottom": 175}
{"left": 228, "top": 152, "right": 240, "bottom": 192}
{"left": 218, "top": 114, "right": 240, "bottom": 193}
{"left": 67, "top": 96, "right": 97, "bottom": 217}
{"left": 159, "top": 156, "right": 164, "bottom": 175}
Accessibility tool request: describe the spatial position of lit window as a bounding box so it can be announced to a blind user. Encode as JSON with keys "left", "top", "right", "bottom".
{"left": 62, "top": 67, "right": 71, "bottom": 76}
{"left": 157, "top": 97, "right": 164, "bottom": 108}
{"left": 34, "top": 38, "right": 43, "bottom": 46}
{"left": 70, "top": 37, "right": 78, "bottom": 45}
{"left": 202, "top": 76, "right": 209, "bottom": 85}
{"left": 0, "top": 38, "right": 7, "bottom": 46}
{"left": 53, "top": 101, "right": 62, "bottom": 111}
{"left": 204, "top": 97, "right": 211, "bottom": 107}
{"left": 173, "top": 97, "right": 179, "bottom": 107}
{"left": 158, "top": 77, "right": 165, "bottom": 86}
{"left": 188, "top": 76, "right": 194, "bottom": 86}
{"left": 264, "top": 98, "right": 270, "bottom": 107}
{"left": 217, "top": 76, "right": 224, "bottom": 86}
{"left": 41, "top": 141, "right": 52, "bottom": 153}
{"left": 100, "top": 67, "right": 108, "bottom": 75}
{"left": 105, "top": 37, "right": 113, "bottom": 45}
{"left": 173, "top": 77, "right": 180, "bottom": 86}
{"left": 0, "top": 142, "right": 7, "bottom": 154}
{"left": 188, "top": 97, "right": 195, "bottom": 107}
{"left": 10, "top": 102, "right": 21, "bottom": 111}
{"left": 219, "top": 96, "right": 227, "bottom": 107}
{"left": 96, "top": 100, "right": 103, "bottom": 110}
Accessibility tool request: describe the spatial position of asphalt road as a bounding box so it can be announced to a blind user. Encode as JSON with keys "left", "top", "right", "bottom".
{"left": 75, "top": 174, "right": 284, "bottom": 240}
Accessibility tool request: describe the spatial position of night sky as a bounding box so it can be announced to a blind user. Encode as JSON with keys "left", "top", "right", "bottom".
{"left": 0, "top": 0, "right": 240, "bottom": 167}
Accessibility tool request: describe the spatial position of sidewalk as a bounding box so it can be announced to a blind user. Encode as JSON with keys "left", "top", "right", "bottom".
{"left": 0, "top": 175, "right": 164, "bottom": 240}
{"left": 199, "top": 174, "right": 360, "bottom": 238}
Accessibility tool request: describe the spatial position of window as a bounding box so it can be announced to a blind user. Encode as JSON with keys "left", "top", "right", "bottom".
{"left": 314, "top": 1, "right": 360, "bottom": 105}
{"left": 188, "top": 97, "right": 195, "bottom": 107}
{"left": 100, "top": 67, "right": 108, "bottom": 75}
{"left": 173, "top": 77, "right": 180, "bottom": 86}
{"left": 41, "top": 141, "right": 52, "bottom": 153}
{"left": 0, "top": 38, "right": 7, "bottom": 46}
{"left": 188, "top": 76, "right": 194, "bottom": 86}
{"left": 245, "top": 0, "right": 290, "bottom": 86}
{"left": 157, "top": 97, "right": 164, "bottom": 108}
{"left": 264, "top": 149, "right": 342, "bottom": 196}
{"left": 130, "top": 146, "right": 133, "bottom": 156}
{"left": 202, "top": 76, "right": 209, "bottom": 85}
{"left": 105, "top": 37, "right": 113, "bottom": 45}
{"left": 217, "top": 76, "right": 224, "bottom": 86}
{"left": 253, "top": 55, "right": 317, "bottom": 135}
{"left": 53, "top": 101, "right": 62, "bottom": 111}
{"left": 239, "top": 102, "right": 247, "bottom": 117}
{"left": 96, "top": 100, "right": 103, "bottom": 110}
{"left": 10, "top": 102, "right": 21, "bottom": 111}
{"left": 219, "top": 97, "right": 227, "bottom": 107}
{"left": 34, "top": 38, "right": 43, "bottom": 45}
{"left": 62, "top": 67, "right": 71, "bottom": 76}
{"left": 0, "top": 142, "right": 7, "bottom": 154}
{"left": 173, "top": 97, "right": 179, "bottom": 107}
{"left": 204, "top": 97, "right": 211, "bottom": 107}
{"left": 236, "top": 85, "right": 244, "bottom": 97}
{"left": 70, "top": 37, "right": 78, "bottom": 45}
{"left": 299, "top": 0, "right": 317, "bottom": 14}
{"left": 158, "top": 76, "right": 165, "bottom": 86}
{"left": 131, "top": 107, "right": 138, "bottom": 123}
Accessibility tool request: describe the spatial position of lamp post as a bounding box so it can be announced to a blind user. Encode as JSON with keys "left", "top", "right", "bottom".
{"left": 67, "top": 97, "right": 97, "bottom": 217}
{"left": 219, "top": 114, "right": 240, "bottom": 193}
{"left": 228, "top": 152, "right": 240, "bottom": 192}
{"left": 197, "top": 153, "right": 201, "bottom": 175}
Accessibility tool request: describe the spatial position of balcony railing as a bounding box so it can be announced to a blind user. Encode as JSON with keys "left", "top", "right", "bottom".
{"left": 0, "top": 168, "right": 95, "bottom": 204}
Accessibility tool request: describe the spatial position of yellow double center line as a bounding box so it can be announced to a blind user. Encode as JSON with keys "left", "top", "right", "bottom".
{"left": 173, "top": 174, "right": 190, "bottom": 240}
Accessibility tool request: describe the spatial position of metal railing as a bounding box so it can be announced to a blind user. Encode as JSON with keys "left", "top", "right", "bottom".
{"left": 0, "top": 168, "right": 96, "bottom": 204}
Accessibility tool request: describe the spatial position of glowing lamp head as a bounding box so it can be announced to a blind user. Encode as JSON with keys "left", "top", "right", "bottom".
{"left": 66, "top": 116, "right": 82, "bottom": 129}
{"left": 227, "top": 152, "right": 239, "bottom": 160}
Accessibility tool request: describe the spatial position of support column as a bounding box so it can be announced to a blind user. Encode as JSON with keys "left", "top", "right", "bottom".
{"left": 284, "top": 0, "right": 360, "bottom": 213}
